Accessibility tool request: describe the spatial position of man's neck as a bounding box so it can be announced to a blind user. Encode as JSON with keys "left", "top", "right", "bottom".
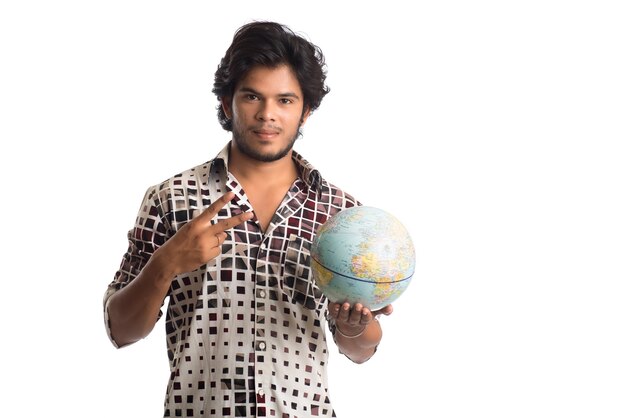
{"left": 227, "top": 140, "right": 300, "bottom": 232}
{"left": 228, "top": 141, "right": 299, "bottom": 188}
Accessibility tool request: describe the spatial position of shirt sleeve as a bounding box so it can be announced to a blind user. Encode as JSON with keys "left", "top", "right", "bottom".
{"left": 102, "top": 185, "right": 172, "bottom": 347}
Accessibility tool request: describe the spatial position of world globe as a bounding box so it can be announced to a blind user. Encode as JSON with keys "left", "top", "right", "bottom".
{"left": 311, "top": 206, "right": 415, "bottom": 311}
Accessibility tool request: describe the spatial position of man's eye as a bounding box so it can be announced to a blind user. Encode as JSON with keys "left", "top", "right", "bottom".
{"left": 245, "top": 94, "right": 259, "bottom": 100}
{"left": 280, "top": 98, "right": 293, "bottom": 104}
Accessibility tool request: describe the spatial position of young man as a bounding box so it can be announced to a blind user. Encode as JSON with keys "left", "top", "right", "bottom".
{"left": 104, "top": 21, "right": 392, "bottom": 418}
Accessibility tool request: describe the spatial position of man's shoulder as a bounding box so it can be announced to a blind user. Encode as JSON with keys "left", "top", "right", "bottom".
{"left": 292, "top": 151, "right": 356, "bottom": 200}
{"left": 316, "top": 177, "right": 361, "bottom": 210}
{"left": 144, "top": 159, "right": 215, "bottom": 201}
{"left": 292, "top": 149, "right": 361, "bottom": 209}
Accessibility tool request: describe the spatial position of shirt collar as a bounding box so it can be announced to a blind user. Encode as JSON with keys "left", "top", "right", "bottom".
{"left": 212, "top": 141, "right": 322, "bottom": 193}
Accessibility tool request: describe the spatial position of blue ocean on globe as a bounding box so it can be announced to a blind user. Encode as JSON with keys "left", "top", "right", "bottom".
{"left": 311, "top": 206, "right": 415, "bottom": 310}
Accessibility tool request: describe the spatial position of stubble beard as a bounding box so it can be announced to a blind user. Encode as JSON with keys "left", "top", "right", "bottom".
{"left": 232, "top": 124, "right": 302, "bottom": 163}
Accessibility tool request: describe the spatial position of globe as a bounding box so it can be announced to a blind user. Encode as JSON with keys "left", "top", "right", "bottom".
{"left": 311, "top": 206, "right": 415, "bottom": 311}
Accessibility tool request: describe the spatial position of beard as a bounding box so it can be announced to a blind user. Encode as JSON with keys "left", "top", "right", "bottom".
{"left": 232, "top": 123, "right": 302, "bottom": 163}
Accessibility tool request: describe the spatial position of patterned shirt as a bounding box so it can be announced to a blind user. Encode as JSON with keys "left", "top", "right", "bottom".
{"left": 104, "top": 142, "right": 358, "bottom": 417}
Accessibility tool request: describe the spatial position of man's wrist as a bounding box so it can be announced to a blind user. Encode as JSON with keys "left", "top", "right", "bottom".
{"left": 335, "top": 323, "right": 367, "bottom": 339}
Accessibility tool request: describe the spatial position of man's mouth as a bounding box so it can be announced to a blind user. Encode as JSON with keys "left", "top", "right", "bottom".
{"left": 253, "top": 127, "right": 281, "bottom": 139}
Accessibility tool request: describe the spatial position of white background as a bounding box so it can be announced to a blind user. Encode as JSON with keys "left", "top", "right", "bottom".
{"left": 1, "top": 1, "right": 625, "bottom": 417}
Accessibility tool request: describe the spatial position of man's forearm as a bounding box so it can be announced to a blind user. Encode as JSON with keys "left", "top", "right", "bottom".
{"left": 106, "top": 251, "right": 175, "bottom": 347}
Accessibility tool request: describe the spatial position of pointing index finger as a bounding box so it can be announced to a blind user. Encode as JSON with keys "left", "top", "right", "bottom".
{"left": 196, "top": 192, "right": 254, "bottom": 233}
{"left": 211, "top": 211, "right": 254, "bottom": 234}
{"left": 198, "top": 192, "right": 236, "bottom": 223}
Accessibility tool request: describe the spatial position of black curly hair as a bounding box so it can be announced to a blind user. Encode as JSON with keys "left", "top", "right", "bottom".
{"left": 212, "top": 21, "right": 330, "bottom": 132}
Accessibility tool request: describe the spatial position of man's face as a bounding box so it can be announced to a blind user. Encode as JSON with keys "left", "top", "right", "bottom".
{"left": 222, "top": 64, "right": 310, "bottom": 162}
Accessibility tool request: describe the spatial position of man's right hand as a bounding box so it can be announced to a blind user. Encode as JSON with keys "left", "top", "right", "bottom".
{"left": 107, "top": 191, "right": 253, "bottom": 347}
{"left": 157, "top": 191, "right": 254, "bottom": 276}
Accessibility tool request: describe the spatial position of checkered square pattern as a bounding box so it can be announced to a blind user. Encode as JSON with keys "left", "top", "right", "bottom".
{"left": 104, "top": 143, "right": 358, "bottom": 417}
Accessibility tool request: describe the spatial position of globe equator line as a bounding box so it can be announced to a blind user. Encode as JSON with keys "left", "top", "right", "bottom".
{"left": 311, "top": 256, "right": 413, "bottom": 284}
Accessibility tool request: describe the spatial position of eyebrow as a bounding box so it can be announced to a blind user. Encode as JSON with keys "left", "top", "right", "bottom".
{"left": 238, "top": 87, "right": 301, "bottom": 100}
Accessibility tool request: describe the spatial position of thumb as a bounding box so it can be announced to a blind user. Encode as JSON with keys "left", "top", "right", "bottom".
{"left": 372, "top": 304, "right": 393, "bottom": 317}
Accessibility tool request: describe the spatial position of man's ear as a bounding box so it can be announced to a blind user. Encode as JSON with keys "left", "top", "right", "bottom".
{"left": 221, "top": 97, "right": 232, "bottom": 119}
{"left": 300, "top": 106, "right": 311, "bottom": 125}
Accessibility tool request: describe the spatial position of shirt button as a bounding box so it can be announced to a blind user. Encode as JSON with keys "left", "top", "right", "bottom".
{"left": 258, "top": 341, "right": 266, "bottom": 350}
